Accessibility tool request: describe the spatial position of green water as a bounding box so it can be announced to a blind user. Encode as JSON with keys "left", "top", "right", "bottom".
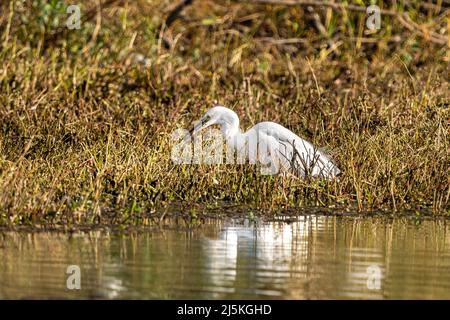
{"left": 1, "top": 215, "right": 450, "bottom": 299}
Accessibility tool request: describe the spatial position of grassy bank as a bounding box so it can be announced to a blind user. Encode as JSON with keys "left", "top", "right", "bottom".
{"left": 0, "top": 0, "right": 448, "bottom": 226}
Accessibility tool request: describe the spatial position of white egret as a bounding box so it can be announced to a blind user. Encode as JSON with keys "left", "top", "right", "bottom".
{"left": 191, "top": 106, "right": 341, "bottom": 178}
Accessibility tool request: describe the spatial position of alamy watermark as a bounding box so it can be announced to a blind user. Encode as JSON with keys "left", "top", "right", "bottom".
{"left": 66, "top": 265, "right": 81, "bottom": 290}
{"left": 66, "top": 5, "right": 81, "bottom": 30}
{"left": 171, "top": 126, "right": 281, "bottom": 175}
{"left": 366, "top": 5, "right": 381, "bottom": 31}
{"left": 366, "top": 265, "right": 382, "bottom": 290}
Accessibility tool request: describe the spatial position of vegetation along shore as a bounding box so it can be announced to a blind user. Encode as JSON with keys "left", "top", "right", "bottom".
{"left": 0, "top": 0, "right": 448, "bottom": 227}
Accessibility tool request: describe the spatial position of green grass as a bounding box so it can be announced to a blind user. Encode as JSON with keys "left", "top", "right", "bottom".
{"left": 0, "top": 0, "right": 448, "bottom": 226}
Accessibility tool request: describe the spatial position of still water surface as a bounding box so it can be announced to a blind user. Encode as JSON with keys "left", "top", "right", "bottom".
{"left": 1, "top": 215, "right": 450, "bottom": 299}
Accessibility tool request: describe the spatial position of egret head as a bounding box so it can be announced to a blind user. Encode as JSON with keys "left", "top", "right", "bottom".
{"left": 191, "top": 106, "right": 239, "bottom": 137}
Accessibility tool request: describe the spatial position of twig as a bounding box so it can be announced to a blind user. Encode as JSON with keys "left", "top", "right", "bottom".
{"left": 397, "top": 12, "right": 447, "bottom": 45}
{"left": 236, "top": 0, "right": 398, "bottom": 15}
{"left": 161, "top": 0, "right": 196, "bottom": 48}
{"left": 166, "top": 0, "right": 195, "bottom": 28}
{"left": 234, "top": 0, "right": 449, "bottom": 45}
{"left": 256, "top": 37, "right": 308, "bottom": 44}
{"left": 347, "top": 36, "right": 402, "bottom": 43}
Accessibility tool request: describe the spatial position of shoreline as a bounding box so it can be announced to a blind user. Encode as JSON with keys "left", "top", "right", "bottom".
{"left": 1, "top": 205, "right": 448, "bottom": 233}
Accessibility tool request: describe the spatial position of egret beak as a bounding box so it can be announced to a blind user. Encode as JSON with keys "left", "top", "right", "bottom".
{"left": 190, "top": 115, "right": 211, "bottom": 136}
{"left": 182, "top": 116, "right": 210, "bottom": 142}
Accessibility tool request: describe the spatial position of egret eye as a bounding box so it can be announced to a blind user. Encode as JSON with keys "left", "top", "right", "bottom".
{"left": 201, "top": 115, "right": 211, "bottom": 125}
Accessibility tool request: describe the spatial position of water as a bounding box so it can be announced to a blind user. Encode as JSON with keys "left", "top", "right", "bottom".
{"left": 1, "top": 215, "right": 450, "bottom": 299}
